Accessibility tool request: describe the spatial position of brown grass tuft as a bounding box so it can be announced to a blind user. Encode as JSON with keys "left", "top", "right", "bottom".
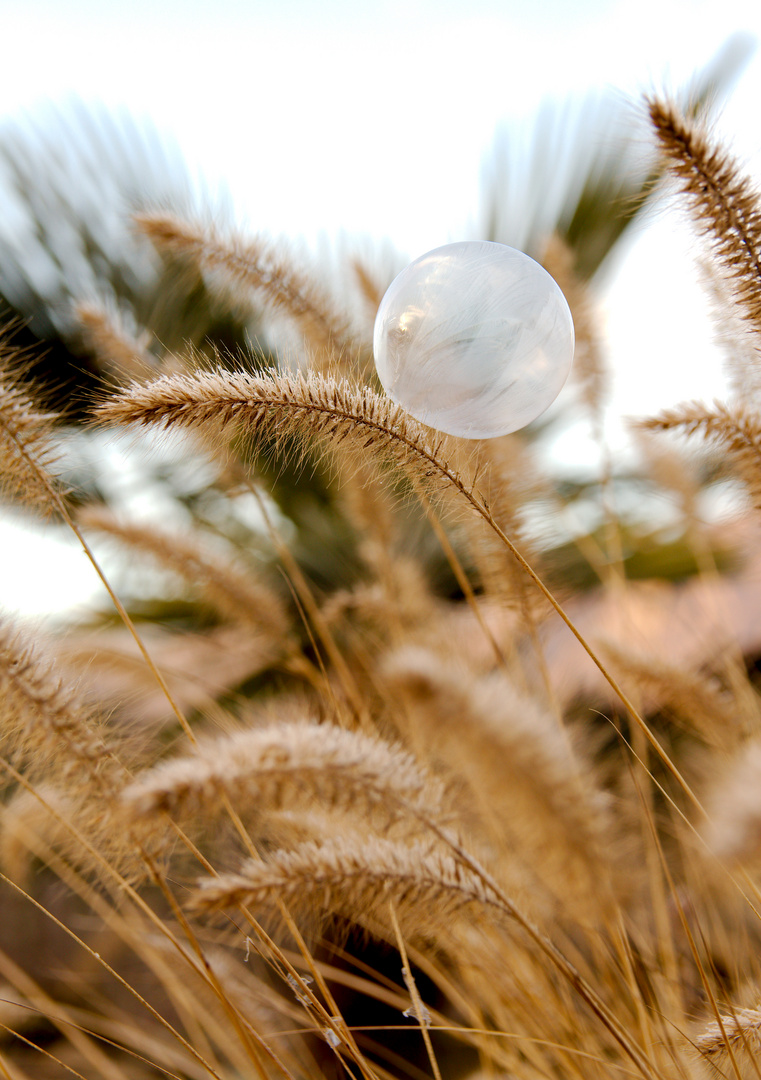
{"left": 190, "top": 835, "right": 502, "bottom": 932}
{"left": 122, "top": 719, "right": 441, "bottom": 826}
{"left": 0, "top": 339, "right": 65, "bottom": 514}
{"left": 0, "top": 614, "right": 122, "bottom": 790}
{"left": 385, "top": 646, "right": 615, "bottom": 917}
{"left": 136, "top": 212, "right": 353, "bottom": 356}
{"left": 599, "top": 640, "right": 739, "bottom": 748}
{"left": 648, "top": 96, "right": 761, "bottom": 338}
{"left": 637, "top": 399, "right": 761, "bottom": 508}
{"left": 91, "top": 366, "right": 473, "bottom": 514}
{"left": 695, "top": 1006, "right": 761, "bottom": 1076}
{"left": 76, "top": 302, "right": 156, "bottom": 382}
{"left": 78, "top": 503, "right": 292, "bottom": 637}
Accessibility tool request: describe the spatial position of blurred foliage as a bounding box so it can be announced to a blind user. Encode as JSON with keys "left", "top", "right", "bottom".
{"left": 481, "top": 33, "right": 756, "bottom": 278}
{"left": 0, "top": 38, "right": 754, "bottom": 605}
{"left": 2, "top": 60, "right": 761, "bottom": 1080}
{"left": 0, "top": 100, "right": 259, "bottom": 416}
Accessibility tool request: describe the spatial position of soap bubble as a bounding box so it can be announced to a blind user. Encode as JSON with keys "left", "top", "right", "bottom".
{"left": 373, "top": 241, "right": 574, "bottom": 439}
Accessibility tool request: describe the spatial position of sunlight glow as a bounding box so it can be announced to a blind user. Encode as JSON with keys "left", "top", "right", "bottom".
{"left": 0, "top": 0, "right": 759, "bottom": 616}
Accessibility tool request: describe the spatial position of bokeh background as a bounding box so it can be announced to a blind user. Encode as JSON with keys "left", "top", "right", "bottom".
{"left": 1, "top": 0, "right": 760, "bottom": 616}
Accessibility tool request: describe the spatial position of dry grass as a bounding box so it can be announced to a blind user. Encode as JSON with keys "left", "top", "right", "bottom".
{"left": 648, "top": 96, "right": 761, "bottom": 337}
{"left": 3, "top": 94, "right": 761, "bottom": 1080}
{"left": 0, "top": 336, "right": 65, "bottom": 513}
{"left": 135, "top": 212, "right": 354, "bottom": 358}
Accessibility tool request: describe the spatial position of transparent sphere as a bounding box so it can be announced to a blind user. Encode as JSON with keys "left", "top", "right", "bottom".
{"left": 373, "top": 241, "right": 574, "bottom": 439}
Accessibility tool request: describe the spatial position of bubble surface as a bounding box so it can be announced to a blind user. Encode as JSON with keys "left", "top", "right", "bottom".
{"left": 373, "top": 241, "right": 574, "bottom": 439}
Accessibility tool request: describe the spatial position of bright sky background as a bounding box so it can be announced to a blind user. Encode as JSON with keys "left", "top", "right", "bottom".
{"left": 1, "top": 0, "right": 761, "bottom": 617}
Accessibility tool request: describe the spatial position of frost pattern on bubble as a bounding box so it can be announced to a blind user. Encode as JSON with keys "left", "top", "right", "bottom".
{"left": 373, "top": 241, "right": 575, "bottom": 439}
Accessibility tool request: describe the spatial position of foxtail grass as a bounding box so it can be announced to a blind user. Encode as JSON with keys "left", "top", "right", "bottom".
{"left": 5, "top": 91, "right": 761, "bottom": 1080}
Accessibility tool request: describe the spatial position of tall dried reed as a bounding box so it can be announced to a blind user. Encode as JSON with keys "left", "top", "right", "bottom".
{"left": 2, "top": 94, "right": 761, "bottom": 1080}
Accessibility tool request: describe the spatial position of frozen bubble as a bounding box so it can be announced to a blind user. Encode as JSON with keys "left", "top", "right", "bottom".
{"left": 373, "top": 241, "right": 574, "bottom": 439}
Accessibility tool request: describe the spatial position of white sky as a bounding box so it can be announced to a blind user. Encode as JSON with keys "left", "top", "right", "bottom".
{"left": 3, "top": 0, "right": 759, "bottom": 252}
{"left": 1, "top": 0, "right": 761, "bottom": 617}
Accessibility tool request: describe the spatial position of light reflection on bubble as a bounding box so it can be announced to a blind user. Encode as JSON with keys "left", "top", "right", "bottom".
{"left": 373, "top": 241, "right": 575, "bottom": 439}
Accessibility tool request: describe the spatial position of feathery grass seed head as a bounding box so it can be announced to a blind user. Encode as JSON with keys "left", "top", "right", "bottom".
{"left": 93, "top": 367, "right": 473, "bottom": 515}
{"left": 648, "top": 96, "right": 761, "bottom": 338}
{"left": 122, "top": 720, "right": 441, "bottom": 827}
{"left": 0, "top": 615, "right": 118, "bottom": 787}
{"left": 638, "top": 399, "right": 761, "bottom": 509}
{"left": 0, "top": 336, "right": 65, "bottom": 514}
{"left": 78, "top": 504, "right": 292, "bottom": 637}
{"left": 190, "top": 835, "right": 503, "bottom": 937}
{"left": 136, "top": 213, "right": 353, "bottom": 355}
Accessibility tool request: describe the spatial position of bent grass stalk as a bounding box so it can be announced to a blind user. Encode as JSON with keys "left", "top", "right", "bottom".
{"left": 0, "top": 406, "right": 197, "bottom": 746}
{"left": 129, "top": 743, "right": 382, "bottom": 1080}
{"left": 8, "top": 92, "right": 761, "bottom": 1079}
{"left": 190, "top": 804, "right": 657, "bottom": 1077}
{"left": 408, "top": 811, "right": 661, "bottom": 1080}
{"left": 0, "top": 750, "right": 309, "bottom": 1080}
{"left": 648, "top": 96, "right": 761, "bottom": 338}
{"left": 0, "top": 782, "right": 311, "bottom": 1080}
{"left": 0, "top": 870, "right": 227, "bottom": 1080}
{"left": 388, "top": 903, "right": 442, "bottom": 1080}
{"left": 94, "top": 368, "right": 699, "bottom": 809}
{"left": 135, "top": 212, "right": 354, "bottom": 358}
